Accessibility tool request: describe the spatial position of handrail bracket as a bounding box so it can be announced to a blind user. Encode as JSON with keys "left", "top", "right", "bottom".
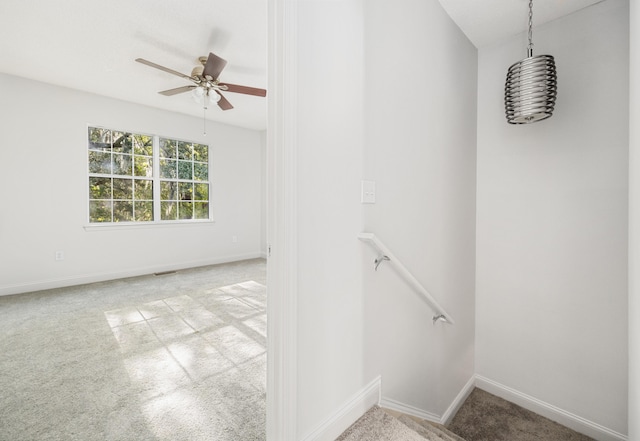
{"left": 432, "top": 314, "right": 449, "bottom": 325}
{"left": 358, "top": 231, "right": 455, "bottom": 326}
{"left": 374, "top": 254, "right": 390, "bottom": 271}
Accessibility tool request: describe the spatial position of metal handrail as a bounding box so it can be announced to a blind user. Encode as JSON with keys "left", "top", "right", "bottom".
{"left": 358, "top": 232, "right": 454, "bottom": 325}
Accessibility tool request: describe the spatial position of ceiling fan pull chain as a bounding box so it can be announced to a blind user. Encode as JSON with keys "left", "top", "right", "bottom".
{"left": 203, "top": 104, "right": 207, "bottom": 136}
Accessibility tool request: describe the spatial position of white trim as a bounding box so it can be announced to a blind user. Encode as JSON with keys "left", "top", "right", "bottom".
{"left": 83, "top": 219, "right": 216, "bottom": 231}
{"left": 0, "top": 253, "right": 262, "bottom": 297}
{"left": 266, "top": 0, "right": 298, "bottom": 439}
{"left": 380, "top": 375, "right": 475, "bottom": 425}
{"left": 441, "top": 375, "right": 476, "bottom": 425}
{"left": 475, "top": 376, "right": 628, "bottom": 441}
{"left": 300, "top": 376, "right": 382, "bottom": 441}
{"left": 629, "top": 1, "right": 640, "bottom": 439}
{"left": 380, "top": 397, "right": 441, "bottom": 423}
{"left": 379, "top": 375, "right": 625, "bottom": 441}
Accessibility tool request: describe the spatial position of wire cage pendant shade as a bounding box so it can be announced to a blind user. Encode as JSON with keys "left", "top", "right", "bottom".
{"left": 505, "top": 0, "right": 557, "bottom": 124}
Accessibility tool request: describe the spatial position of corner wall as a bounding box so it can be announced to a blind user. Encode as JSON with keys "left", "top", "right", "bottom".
{"left": 628, "top": 1, "right": 639, "bottom": 439}
{"left": 475, "top": 1, "right": 629, "bottom": 436}
{"left": 362, "top": 0, "right": 477, "bottom": 418}
{"left": 294, "top": 0, "right": 367, "bottom": 437}
{"left": 0, "top": 74, "right": 264, "bottom": 295}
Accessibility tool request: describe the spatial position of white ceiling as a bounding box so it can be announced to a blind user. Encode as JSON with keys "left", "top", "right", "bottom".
{"left": 0, "top": 0, "right": 603, "bottom": 132}
{"left": 0, "top": 0, "right": 268, "bottom": 130}
{"left": 438, "top": 0, "right": 605, "bottom": 48}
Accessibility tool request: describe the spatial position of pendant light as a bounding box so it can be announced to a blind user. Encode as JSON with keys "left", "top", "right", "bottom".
{"left": 505, "top": 0, "right": 557, "bottom": 124}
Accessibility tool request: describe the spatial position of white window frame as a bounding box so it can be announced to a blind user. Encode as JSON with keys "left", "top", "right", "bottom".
{"left": 86, "top": 125, "right": 213, "bottom": 227}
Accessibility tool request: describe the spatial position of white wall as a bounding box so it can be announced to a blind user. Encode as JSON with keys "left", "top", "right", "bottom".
{"left": 362, "top": 0, "right": 477, "bottom": 419}
{"left": 476, "top": 1, "right": 628, "bottom": 436}
{"left": 629, "top": 1, "right": 639, "bottom": 439}
{"left": 294, "top": 0, "right": 366, "bottom": 437}
{"left": 0, "top": 74, "right": 264, "bottom": 296}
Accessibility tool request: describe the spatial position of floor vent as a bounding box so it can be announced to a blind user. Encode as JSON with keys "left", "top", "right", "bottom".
{"left": 154, "top": 270, "right": 177, "bottom": 276}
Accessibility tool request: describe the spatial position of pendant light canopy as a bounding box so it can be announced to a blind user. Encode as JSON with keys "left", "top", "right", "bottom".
{"left": 505, "top": 0, "right": 557, "bottom": 124}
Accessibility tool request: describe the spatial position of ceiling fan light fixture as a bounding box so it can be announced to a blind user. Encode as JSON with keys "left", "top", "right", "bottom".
{"left": 209, "top": 90, "right": 222, "bottom": 103}
{"left": 192, "top": 86, "right": 205, "bottom": 103}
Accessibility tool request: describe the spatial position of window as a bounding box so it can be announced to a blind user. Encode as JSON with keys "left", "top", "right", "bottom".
{"left": 88, "top": 126, "right": 210, "bottom": 224}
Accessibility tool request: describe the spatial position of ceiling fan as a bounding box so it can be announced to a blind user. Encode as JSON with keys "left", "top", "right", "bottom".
{"left": 135, "top": 52, "right": 266, "bottom": 111}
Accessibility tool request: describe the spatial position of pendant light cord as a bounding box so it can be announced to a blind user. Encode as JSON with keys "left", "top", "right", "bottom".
{"left": 527, "top": 0, "right": 534, "bottom": 57}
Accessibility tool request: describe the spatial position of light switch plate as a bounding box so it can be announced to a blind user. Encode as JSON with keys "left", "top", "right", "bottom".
{"left": 361, "top": 180, "right": 376, "bottom": 204}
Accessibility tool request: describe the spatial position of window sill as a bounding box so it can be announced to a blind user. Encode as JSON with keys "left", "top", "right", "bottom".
{"left": 83, "top": 219, "right": 216, "bottom": 232}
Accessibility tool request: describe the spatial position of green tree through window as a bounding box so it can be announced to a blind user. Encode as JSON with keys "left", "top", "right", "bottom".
{"left": 159, "top": 138, "right": 209, "bottom": 221}
{"left": 88, "top": 127, "right": 210, "bottom": 223}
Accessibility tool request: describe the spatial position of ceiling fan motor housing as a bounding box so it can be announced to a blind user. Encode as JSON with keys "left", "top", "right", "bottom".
{"left": 191, "top": 65, "right": 204, "bottom": 79}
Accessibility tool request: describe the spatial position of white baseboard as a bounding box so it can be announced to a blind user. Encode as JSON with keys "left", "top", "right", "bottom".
{"left": 380, "top": 396, "right": 441, "bottom": 422}
{"left": 475, "top": 375, "right": 628, "bottom": 441}
{"left": 441, "top": 375, "right": 476, "bottom": 425}
{"left": 380, "top": 375, "right": 475, "bottom": 425}
{"left": 300, "top": 376, "right": 381, "bottom": 441}
{"left": 0, "top": 253, "right": 264, "bottom": 297}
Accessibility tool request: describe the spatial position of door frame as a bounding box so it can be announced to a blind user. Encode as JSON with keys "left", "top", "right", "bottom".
{"left": 266, "top": 0, "right": 298, "bottom": 439}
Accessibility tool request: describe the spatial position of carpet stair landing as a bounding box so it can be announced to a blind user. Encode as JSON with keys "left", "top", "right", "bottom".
{"left": 396, "top": 415, "right": 465, "bottom": 441}
{"left": 336, "top": 405, "right": 466, "bottom": 441}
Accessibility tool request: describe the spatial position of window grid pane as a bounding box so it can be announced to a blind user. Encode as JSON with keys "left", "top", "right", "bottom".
{"left": 88, "top": 128, "right": 136, "bottom": 222}
{"left": 159, "top": 137, "right": 210, "bottom": 223}
{"left": 88, "top": 127, "right": 209, "bottom": 224}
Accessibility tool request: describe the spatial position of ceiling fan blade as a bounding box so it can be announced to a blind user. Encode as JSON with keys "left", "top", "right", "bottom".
{"left": 220, "top": 83, "right": 267, "bottom": 97}
{"left": 202, "top": 52, "right": 228, "bottom": 80}
{"left": 216, "top": 91, "right": 234, "bottom": 111}
{"left": 159, "top": 85, "right": 196, "bottom": 96}
{"left": 135, "top": 58, "right": 193, "bottom": 81}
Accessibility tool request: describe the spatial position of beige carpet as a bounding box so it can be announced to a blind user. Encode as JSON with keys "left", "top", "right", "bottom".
{"left": 0, "top": 259, "right": 266, "bottom": 441}
{"left": 447, "top": 388, "right": 595, "bottom": 441}
{"left": 336, "top": 406, "right": 428, "bottom": 441}
{"left": 337, "top": 406, "right": 468, "bottom": 441}
{"left": 396, "top": 415, "right": 464, "bottom": 441}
